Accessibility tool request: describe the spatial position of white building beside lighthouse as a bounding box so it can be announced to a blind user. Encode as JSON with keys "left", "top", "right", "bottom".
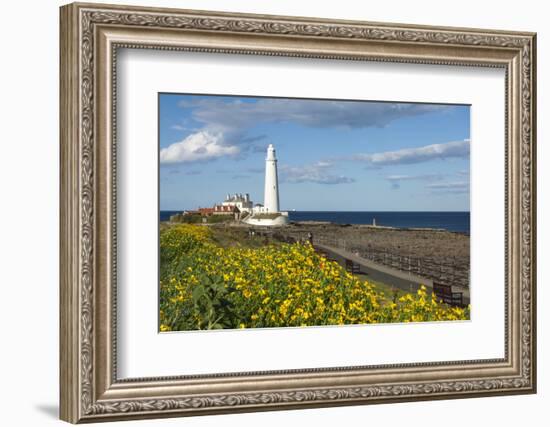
{"left": 221, "top": 193, "right": 253, "bottom": 213}
{"left": 244, "top": 144, "right": 289, "bottom": 226}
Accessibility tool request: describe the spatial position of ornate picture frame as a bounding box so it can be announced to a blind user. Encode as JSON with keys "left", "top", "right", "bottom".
{"left": 60, "top": 2, "right": 536, "bottom": 423}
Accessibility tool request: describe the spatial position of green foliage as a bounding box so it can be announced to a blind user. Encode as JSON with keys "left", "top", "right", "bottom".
{"left": 168, "top": 213, "right": 234, "bottom": 224}
{"left": 159, "top": 224, "right": 470, "bottom": 332}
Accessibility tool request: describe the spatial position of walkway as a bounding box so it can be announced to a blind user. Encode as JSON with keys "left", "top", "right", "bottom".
{"left": 315, "top": 242, "right": 470, "bottom": 305}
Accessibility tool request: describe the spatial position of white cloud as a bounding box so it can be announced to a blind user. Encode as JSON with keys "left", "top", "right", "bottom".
{"left": 354, "top": 140, "right": 470, "bottom": 166}
{"left": 426, "top": 181, "right": 469, "bottom": 194}
{"left": 160, "top": 131, "right": 239, "bottom": 164}
{"left": 280, "top": 161, "right": 355, "bottom": 185}
{"left": 168, "top": 97, "right": 460, "bottom": 164}
{"left": 427, "top": 181, "right": 469, "bottom": 190}
{"left": 386, "top": 173, "right": 444, "bottom": 182}
{"left": 385, "top": 173, "right": 444, "bottom": 189}
{"left": 181, "top": 98, "right": 451, "bottom": 132}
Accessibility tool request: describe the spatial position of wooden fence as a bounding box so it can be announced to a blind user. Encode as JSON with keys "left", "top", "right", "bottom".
{"left": 311, "top": 235, "right": 470, "bottom": 291}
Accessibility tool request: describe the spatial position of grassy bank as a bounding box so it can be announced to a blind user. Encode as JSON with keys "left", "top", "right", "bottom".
{"left": 160, "top": 224, "right": 469, "bottom": 331}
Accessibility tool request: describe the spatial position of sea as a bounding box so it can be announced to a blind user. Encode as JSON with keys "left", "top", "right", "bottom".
{"left": 160, "top": 211, "right": 470, "bottom": 234}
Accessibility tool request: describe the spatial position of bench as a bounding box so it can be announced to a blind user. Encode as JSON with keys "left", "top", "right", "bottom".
{"left": 433, "top": 282, "right": 464, "bottom": 307}
{"left": 345, "top": 259, "right": 361, "bottom": 274}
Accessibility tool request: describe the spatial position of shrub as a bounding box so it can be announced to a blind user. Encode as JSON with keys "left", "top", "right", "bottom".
{"left": 159, "top": 224, "right": 469, "bottom": 331}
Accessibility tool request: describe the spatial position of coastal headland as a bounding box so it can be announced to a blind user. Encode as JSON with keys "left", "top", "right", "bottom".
{"left": 159, "top": 221, "right": 470, "bottom": 331}
{"left": 163, "top": 218, "right": 470, "bottom": 301}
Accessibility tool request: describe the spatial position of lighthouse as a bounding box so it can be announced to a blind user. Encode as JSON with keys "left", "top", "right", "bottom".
{"left": 264, "top": 144, "right": 280, "bottom": 212}
{"left": 243, "top": 143, "right": 289, "bottom": 226}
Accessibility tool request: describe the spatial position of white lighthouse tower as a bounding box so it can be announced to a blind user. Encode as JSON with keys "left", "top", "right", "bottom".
{"left": 244, "top": 143, "right": 289, "bottom": 226}
{"left": 264, "top": 144, "right": 280, "bottom": 212}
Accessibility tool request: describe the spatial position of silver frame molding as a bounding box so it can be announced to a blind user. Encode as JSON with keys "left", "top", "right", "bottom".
{"left": 60, "top": 2, "right": 536, "bottom": 423}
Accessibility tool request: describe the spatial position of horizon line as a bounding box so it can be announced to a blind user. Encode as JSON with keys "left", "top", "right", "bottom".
{"left": 160, "top": 209, "right": 471, "bottom": 213}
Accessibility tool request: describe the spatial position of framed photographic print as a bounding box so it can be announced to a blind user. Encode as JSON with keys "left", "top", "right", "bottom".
{"left": 60, "top": 2, "right": 537, "bottom": 423}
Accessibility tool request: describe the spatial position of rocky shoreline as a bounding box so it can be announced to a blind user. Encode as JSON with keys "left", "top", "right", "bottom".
{"left": 281, "top": 221, "right": 469, "bottom": 259}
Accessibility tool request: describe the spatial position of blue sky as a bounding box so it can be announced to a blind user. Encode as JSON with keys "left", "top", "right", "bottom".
{"left": 159, "top": 93, "right": 470, "bottom": 211}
